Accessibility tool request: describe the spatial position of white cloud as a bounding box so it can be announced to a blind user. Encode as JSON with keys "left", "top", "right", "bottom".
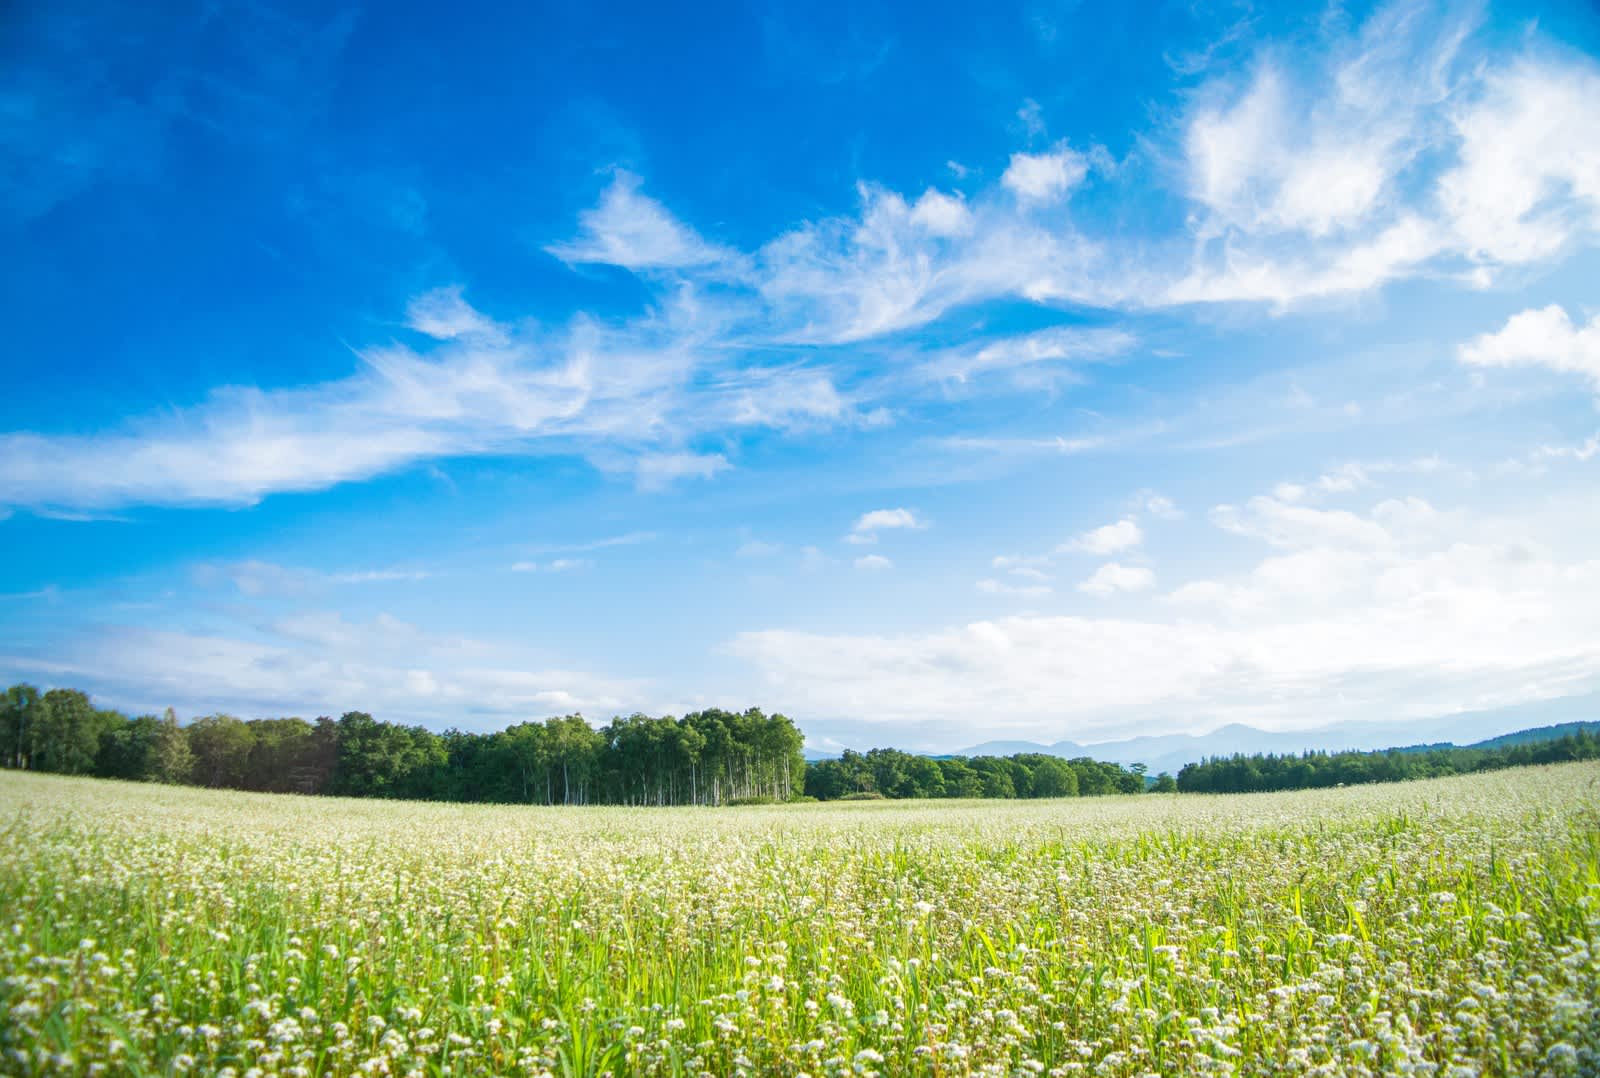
{"left": 1001, "top": 146, "right": 1089, "bottom": 204}
{"left": 9, "top": 3, "right": 1600, "bottom": 519}
{"left": 977, "top": 578, "right": 1052, "bottom": 598}
{"left": 755, "top": 180, "right": 1111, "bottom": 343}
{"left": 406, "top": 285, "right": 505, "bottom": 342}
{"left": 1061, "top": 519, "right": 1143, "bottom": 555}
{"left": 1459, "top": 305, "right": 1600, "bottom": 390}
{"left": 3, "top": 624, "right": 649, "bottom": 727}
{"left": 526, "top": 531, "right": 656, "bottom": 555}
{"left": 1170, "top": 5, "right": 1600, "bottom": 307}
{"left": 546, "top": 171, "right": 733, "bottom": 270}
{"left": 854, "top": 554, "right": 893, "bottom": 571}
{"left": 1133, "top": 491, "right": 1182, "bottom": 520}
{"left": 511, "top": 558, "right": 590, "bottom": 573}
{"left": 731, "top": 491, "right": 1600, "bottom": 735}
{"left": 194, "top": 560, "right": 429, "bottom": 597}
{"left": 933, "top": 325, "right": 1135, "bottom": 384}
{"left": 846, "top": 507, "right": 926, "bottom": 544}
{"left": 329, "top": 568, "right": 431, "bottom": 584}
{"left": 1078, "top": 562, "right": 1155, "bottom": 596}
{"left": 1532, "top": 432, "right": 1600, "bottom": 464}
{"left": 735, "top": 540, "right": 781, "bottom": 558}
{"left": 632, "top": 451, "right": 731, "bottom": 490}
{"left": 908, "top": 188, "right": 973, "bottom": 236}
{"left": 1211, "top": 496, "right": 1394, "bottom": 550}
{"left": 1017, "top": 98, "right": 1046, "bottom": 138}
{"left": 992, "top": 553, "right": 1049, "bottom": 571}
{"left": 1438, "top": 60, "right": 1600, "bottom": 267}
{"left": 0, "top": 290, "right": 743, "bottom": 510}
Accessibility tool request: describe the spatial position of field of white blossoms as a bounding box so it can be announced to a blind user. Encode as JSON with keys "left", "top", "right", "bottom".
{"left": 1, "top": 765, "right": 1597, "bottom": 1077}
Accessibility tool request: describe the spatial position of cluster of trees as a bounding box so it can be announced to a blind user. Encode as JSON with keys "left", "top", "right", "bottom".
{"left": 1175, "top": 728, "right": 1600, "bottom": 794}
{"left": 804, "top": 747, "right": 1168, "bottom": 800}
{"left": 0, "top": 684, "right": 804, "bottom": 806}
{"left": 14, "top": 681, "right": 1588, "bottom": 806}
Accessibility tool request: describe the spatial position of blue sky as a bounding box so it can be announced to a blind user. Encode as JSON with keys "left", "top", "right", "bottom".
{"left": 4, "top": 0, "right": 1600, "bottom": 752}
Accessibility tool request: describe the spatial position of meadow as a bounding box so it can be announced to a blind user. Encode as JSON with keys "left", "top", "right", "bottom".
{"left": 1, "top": 764, "right": 1597, "bottom": 1077}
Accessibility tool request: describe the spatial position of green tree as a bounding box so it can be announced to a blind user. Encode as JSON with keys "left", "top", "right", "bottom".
{"left": 1, "top": 684, "right": 43, "bottom": 769}
{"left": 34, "top": 689, "right": 103, "bottom": 774}
{"left": 1028, "top": 757, "right": 1078, "bottom": 798}
{"left": 94, "top": 713, "right": 159, "bottom": 780}
{"left": 187, "top": 715, "right": 256, "bottom": 788}
{"left": 150, "top": 708, "right": 194, "bottom": 784}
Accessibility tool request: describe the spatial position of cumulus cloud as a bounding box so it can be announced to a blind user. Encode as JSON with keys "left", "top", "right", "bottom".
{"left": 1133, "top": 491, "right": 1182, "bottom": 520}
{"left": 854, "top": 554, "right": 893, "bottom": 571}
{"left": 1061, "top": 519, "right": 1143, "bottom": 555}
{"left": 1459, "top": 305, "right": 1600, "bottom": 390}
{"left": 1001, "top": 146, "right": 1090, "bottom": 204}
{"left": 908, "top": 188, "right": 973, "bottom": 236}
{"left": 977, "top": 577, "right": 1052, "bottom": 598}
{"left": 731, "top": 489, "right": 1600, "bottom": 735}
{"left": 846, "top": 507, "right": 926, "bottom": 544}
{"left": 1170, "top": 4, "right": 1600, "bottom": 306}
{"left": 1078, "top": 562, "right": 1155, "bottom": 596}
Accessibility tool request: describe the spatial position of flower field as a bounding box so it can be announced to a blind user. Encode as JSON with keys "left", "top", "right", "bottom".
{"left": 2, "top": 764, "right": 1597, "bottom": 1077}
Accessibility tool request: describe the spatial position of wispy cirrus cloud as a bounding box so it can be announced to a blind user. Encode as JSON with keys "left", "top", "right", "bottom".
{"left": 545, "top": 170, "right": 738, "bottom": 271}
{"left": 1170, "top": 5, "right": 1600, "bottom": 306}
{"left": 6, "top": 0, "right": 1600, "bottom": 520}
{"left": 193, "top": 560, "right": 432, "bottom": 598}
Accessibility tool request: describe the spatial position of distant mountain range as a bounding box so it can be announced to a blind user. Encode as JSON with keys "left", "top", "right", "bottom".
{"left": 802, "top": 694, "right": 1600, "bottom": 775}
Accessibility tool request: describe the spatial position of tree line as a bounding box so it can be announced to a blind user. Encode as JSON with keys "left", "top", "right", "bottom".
{"left": 0, "top": 682, "right": 1167, "bottom": 805}
{"left": 9, "top": 681, "right": 1588, "bottom": 805}
{"left": 803, "top": 747, "right": 1168, "bottom": 800}
{"left": 1175, "top": 728, "right": 1600, "bottom": 794}
{"left": 0, "top": 684, "right": 804, "bottom": 806}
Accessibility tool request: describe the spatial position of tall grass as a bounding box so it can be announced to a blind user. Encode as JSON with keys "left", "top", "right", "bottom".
{"left": 2, "top": 764, "right": 1597, "bottom": 1075}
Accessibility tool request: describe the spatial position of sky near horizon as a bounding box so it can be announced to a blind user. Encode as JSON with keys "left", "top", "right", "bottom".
{"left": 3, "top": 0, "right": 1600, "bottom": 752}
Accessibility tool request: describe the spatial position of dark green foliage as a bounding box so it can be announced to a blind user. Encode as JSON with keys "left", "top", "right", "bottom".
{"left": 0, "top": 683, "right": 804, "bottom": 807}
{"left": 9, "top": 679, "right": 1591, "bottom": 807}
{"left": 0, "top": 684, "right": 42, "bottom": 770}
{"left": 1176, "top": 727, "right": 1600, "bottom": 793}
{"left": 33, "top": 690, "right": 103, "bottom": 775}
{"left": 802, "top": 746, "right": 1139, "bottom": 801}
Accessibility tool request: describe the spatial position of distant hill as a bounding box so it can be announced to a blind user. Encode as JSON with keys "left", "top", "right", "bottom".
{"left": 945, "top": 695, "right": 1600, "bottom": 775}
{"left": 1467, "top": 721, "right": 1600, "bottom": 750}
